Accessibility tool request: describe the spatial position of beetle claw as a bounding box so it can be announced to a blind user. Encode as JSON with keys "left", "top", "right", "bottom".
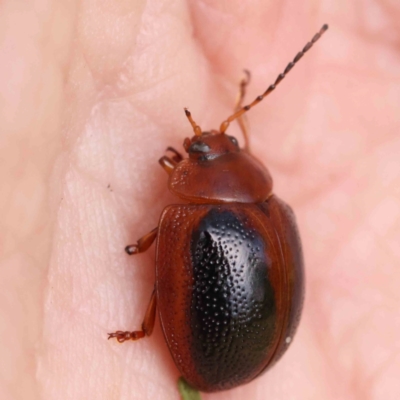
{"left": 108, "top": 331, "right": 129, "bottom": 342}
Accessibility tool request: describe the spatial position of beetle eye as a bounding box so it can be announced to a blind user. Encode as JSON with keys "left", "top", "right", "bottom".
{"left": 229, "top": 136, "right": 239, "bottom": 147}
{"left": 189, "top": 141, "right": 210, "bottom": 153}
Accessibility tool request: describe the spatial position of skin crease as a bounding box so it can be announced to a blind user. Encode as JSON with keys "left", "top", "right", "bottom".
{"left": 0, "top": 0, "right": 400, "bottom": 399}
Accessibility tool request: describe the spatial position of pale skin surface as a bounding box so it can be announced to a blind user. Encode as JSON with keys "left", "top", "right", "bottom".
{"left": 1, "top": 0, "right": 400, "bottom": 399}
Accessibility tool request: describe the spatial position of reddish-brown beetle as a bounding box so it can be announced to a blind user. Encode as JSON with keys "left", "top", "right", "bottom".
{"left": 109, "top": 25, "right": 328, "bottom": 392}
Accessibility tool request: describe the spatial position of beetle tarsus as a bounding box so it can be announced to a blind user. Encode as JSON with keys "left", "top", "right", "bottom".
{"left": 108, "top": 330, "right": 145, "bottom": 342}
{"left": 108, "top": 290, "right": 156, "bottom": 343}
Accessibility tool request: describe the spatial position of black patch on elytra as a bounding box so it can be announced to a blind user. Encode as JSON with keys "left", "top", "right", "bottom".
{"left": 189, "top": 208, "right": 276, "bottom": 390}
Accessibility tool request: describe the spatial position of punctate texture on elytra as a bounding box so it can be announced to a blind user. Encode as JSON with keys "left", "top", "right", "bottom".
{"left": 156, "top": 196, "right": 303, "bottom": 392}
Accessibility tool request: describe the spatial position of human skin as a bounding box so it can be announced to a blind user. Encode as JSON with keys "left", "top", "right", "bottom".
{"left": 1, "top": 0, "right": 400, "bottom": 399}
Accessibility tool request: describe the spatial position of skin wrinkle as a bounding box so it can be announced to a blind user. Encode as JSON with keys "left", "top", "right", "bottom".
{"left": 189, "top": 0, "right": 283, "bottom": 75}
{"left": 369, "top": 346, "right": 400, "bottom": 384}
{"left": 305, "top": 296, "right": 364, "bottom": 400}
{"left": 104, "top": 71, "right": 179, "bottom": 101}
{"left": 283, "top": 105, "right": 398, "bottom": 207}
{"left": 310, "top": 196, "right": 363, "bottom": 259}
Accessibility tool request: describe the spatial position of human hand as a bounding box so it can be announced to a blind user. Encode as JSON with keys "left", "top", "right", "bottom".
{"left": 1, "top": 1, "right": 399, "bottom": 399}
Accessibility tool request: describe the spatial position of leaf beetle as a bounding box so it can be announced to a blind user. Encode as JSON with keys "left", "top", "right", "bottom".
{"left": 109, "top": 24, "right": 328, "bottom": 392}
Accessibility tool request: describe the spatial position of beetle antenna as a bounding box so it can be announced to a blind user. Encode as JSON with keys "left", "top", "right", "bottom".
{"left": 184, "top": 108, "right": 202, "bottom": 136}
{"left": 219, "top": 24, "right": 329, "bottom": 133}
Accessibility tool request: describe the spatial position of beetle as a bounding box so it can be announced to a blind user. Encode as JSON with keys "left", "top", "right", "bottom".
{"left": 108, "top": 25, "right": 328, "bottom": 392}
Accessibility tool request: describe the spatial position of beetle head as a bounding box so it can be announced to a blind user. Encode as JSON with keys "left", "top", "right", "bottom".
{"left": 169, "top": 110, "right": 272, "bottom": 203}
{"left": 183, "top": 131, "right": 240, "bottom": 161}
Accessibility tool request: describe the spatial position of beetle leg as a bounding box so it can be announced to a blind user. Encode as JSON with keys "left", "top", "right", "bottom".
{"left": 108, "top": 288, "right": 157, "bottom": 343}
{"left": 234, "top": 70, "right": 251, "bottom": 151}
{"left": 125, "top": 227, "right": 158, "bottom": 255}
{"left": 166, "top": 146, "right": 183, "bottom": 162}
{"left": 158, "top": 156, "right": 176, "bottom": 175}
